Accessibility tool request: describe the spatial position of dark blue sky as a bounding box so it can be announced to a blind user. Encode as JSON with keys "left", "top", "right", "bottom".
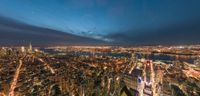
{"left": 0, "top": 0, "right": 200, "bottom": 45}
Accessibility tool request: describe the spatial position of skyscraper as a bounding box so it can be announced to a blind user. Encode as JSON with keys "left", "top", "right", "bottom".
{"left": 21, "top": 46, "right": 25, "bottom": 53}
{"left": 28, "top": 43, "right": 32, "bottom": 53}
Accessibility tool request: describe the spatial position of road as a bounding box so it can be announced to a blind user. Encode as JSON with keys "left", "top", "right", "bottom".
{"left": 8, "top": 60, "right": 23, "bottom": 96}
{"left": 37, "top": 57, "right": 55, "bottom": 74}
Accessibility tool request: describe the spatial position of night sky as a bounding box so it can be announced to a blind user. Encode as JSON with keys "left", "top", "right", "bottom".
{"left": 0, "top": 0, "right": 200, "bottom": 45}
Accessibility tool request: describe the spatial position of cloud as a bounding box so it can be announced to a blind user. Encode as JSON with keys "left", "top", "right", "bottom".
{"left": 0, "top": 16, "right": 103, "bottom": 46}
{"left": 105, "top": 18, "right": 200, "bottom": 45}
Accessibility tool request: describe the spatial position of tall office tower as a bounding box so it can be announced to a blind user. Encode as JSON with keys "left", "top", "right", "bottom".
{"left": 21, "top": 46, "right": 25, "bottom": 53}
{"left": 28, "top": 43, "right": 32, "bottom": 53}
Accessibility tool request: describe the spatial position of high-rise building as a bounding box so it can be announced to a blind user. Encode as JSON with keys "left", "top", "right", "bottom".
{"left": 21, "top": 46, "right": 25, "bottom": 53}
{"left": 28, "top": 43, "right": 32, "bottom": 53}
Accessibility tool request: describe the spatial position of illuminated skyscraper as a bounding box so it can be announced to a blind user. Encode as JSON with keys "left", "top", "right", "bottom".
{"left": 21, "top": 46, "right": 25, "bottom": 53}
{"left": 28, "top": 43, "right": 32, "bottom": 53}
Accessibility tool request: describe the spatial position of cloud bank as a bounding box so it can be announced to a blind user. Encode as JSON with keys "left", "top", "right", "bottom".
{"left": 106, "top": 19, "right": 200, "bottom": 45}
{"left": 0, "top": 16, "right": 103, "bottom": 46}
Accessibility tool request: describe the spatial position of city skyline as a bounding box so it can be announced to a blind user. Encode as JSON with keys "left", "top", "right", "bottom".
{"left": 1, "top": 1, "right": 200, "bottom": 96}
